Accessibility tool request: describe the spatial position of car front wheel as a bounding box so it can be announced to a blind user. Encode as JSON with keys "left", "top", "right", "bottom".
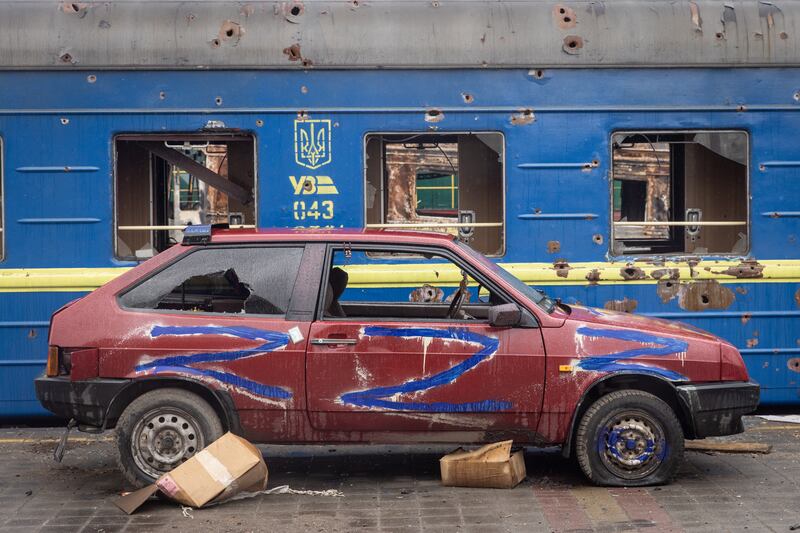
{"left": 575, "top": 389, "right": 684, "bottom": 486}
{"left": 115, "top": 388, "right": 224, "bottom": 487}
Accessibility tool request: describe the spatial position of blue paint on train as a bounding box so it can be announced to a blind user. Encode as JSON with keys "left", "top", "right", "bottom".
{"left": 135, "top": 326, "right": 292, "bottom": 400}
{"left": 575, "top": 327, "right": 689, "bottom": 381}
{"left": 339, "top": 326, "right": 511, "bottom": 412}
{"left": 1, "top": 67, "right": 798, "bottom": 414}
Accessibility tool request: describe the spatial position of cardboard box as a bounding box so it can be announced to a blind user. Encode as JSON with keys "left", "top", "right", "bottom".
{"left": 439, "top": 440, "right": 526, "bottom": 489}
{"left": 114, "top": 432, "right": 268, "bottom": 514}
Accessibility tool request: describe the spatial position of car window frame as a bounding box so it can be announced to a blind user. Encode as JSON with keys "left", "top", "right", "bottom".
{"left": 316, "top": 242, "right": 537, "bottom": 326}
{"left": 116, "top": 243, "right": 310, "bottom": 320}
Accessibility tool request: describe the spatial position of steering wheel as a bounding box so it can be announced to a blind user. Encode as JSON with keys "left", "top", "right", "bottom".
{"left": 447, "top": 273, "right": 469, "bottom": 319}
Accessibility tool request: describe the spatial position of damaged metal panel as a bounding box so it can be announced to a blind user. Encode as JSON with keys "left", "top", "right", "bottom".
{"left": 0, "top": 1, "right": 798, "bottom": 69}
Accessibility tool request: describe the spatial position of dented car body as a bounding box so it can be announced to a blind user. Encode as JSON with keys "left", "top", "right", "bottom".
{"left": 36, "top": 228, "right": 759, "bottom": 486}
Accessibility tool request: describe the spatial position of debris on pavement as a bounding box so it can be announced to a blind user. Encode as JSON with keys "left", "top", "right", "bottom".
{"left": 685, "top": 440, "right": 772, "bottom": 454}
{"left": 439, "top": 440, "right": 526, "bottom": 489}
{"left": 114, "top": 432, "right": 268, "bottom": 514}
{"left": 758, "top": 414, "right": 800, "bottom": 424}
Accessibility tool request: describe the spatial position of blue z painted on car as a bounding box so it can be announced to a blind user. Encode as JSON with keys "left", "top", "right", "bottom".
{"left": 135, "top": 325, "right": 292, "bottom": 400}
{"left": 576, "top": 327, "right": 689, "bottom": 381}
{"left": 339, "top": 326, "right": 512, "bottom": 412}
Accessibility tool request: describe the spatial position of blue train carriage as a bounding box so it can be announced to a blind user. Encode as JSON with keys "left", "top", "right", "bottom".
{"left": 0, "top": 1, "right": 798, "bottom": 416}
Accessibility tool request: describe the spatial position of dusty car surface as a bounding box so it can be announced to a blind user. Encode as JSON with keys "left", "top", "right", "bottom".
{"left": 36, "top": 227, "right": 759, "bottom": 487}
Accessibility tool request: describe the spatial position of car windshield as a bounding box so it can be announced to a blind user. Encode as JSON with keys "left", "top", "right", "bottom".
{"left": 456, "top": 240, "right": 556, "bottom": 313}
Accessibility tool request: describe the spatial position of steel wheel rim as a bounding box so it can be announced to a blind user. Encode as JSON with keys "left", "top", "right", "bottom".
{"left": 131, "top": 406, "right": 204, "bottom": 479}
{"left": 597, "top": 409, "right": 666, "bottom": 480}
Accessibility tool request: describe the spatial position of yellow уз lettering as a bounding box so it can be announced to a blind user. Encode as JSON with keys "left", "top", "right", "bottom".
{"left": 315, "top": 176, "right": 339, "bottom": 195}
{"left": 289, "top": 175, "right": 339, "bottom": 195}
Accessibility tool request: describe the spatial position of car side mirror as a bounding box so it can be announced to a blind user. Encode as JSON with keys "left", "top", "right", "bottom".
{"left": 488, "top": 303, "right": 521, "bottom": 328}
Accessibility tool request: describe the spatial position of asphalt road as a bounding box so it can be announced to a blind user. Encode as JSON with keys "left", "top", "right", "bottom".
{"left": 0, "top": 416, "right": 798, "bottom": 532}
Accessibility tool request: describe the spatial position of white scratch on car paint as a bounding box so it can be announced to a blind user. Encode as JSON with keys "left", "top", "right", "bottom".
{"left": 422, "top": 336, "right": 432, "bottom": 374}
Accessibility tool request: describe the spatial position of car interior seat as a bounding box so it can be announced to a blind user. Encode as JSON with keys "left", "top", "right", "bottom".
{"left": 324, "top": 267, "right": 349, "bottom": 317}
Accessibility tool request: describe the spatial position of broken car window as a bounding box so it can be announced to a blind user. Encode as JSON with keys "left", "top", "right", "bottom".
{"left": 611, "top": 131, "right": 748, "bottom": 255}
{"left": 322, "top": 248, "right": 506, "bottom": 321}
{"left": 119, "top": 247, "right": 303, "bottom": 315}
{"left": 364, "top": 133, "right": 505, "bottom": 256}
{"left": 115, "top": 134, "right": 256, "bottom": 261}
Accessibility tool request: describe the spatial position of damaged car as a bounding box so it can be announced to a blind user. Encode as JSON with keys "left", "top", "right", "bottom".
{"left": 36, "top": 226, "right": 759, "bottom": 487}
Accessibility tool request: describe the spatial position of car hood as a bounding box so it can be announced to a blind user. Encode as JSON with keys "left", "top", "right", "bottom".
{"left": 566, "top": 305, "right": 720, "bottom": 343}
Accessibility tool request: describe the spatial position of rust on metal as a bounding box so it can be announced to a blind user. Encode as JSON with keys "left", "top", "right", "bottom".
{"left": 741, "top": 313, "right": 751, "bottom": 324}
{"left": 562, "top": 35, "right": 584, "bottom": 54}
{"left": 678, "top": 279, "right": 736, "bottom": 311}
{"left": 603, "top": 298, "right": 638, "bottom": 313}
{"left": 651, "top": 268, "right": 680, "bottom": 280}
{"left": 409, "top": 284, "right": 444, "bottom": 303}
{"left": 553, "top": 260, "right": 572, "bottom": 278}
{"left": 620, "top": 265, "right": 646, "bottom": 281}
{"left": 279, "top": 2, "right": 305, "bottom": 22}
{"left": 546, "top": 241, "right": 561, "bottom": 254}
{"left": 553, "top": 4, "right": 577, "bottom": 29}
{"left": 746, "top": 338, "right": 759, "bottom": 348}
{"left": 585, "top": 269, "right": 601, "bottom": 284}
{"left": 283, "top": 43, "right": 302, "bottom": 61}
{"left": 60, "top": 2, "right": 89, "bottom": 17}
{"left": 592, "top": 234, "right": 603, "bottom": 245}
{"left": 657, "top": 279, "right": 680, "bottom": 303}
{"left": 795, "top": 288, "right": 800, "bottom": 307}
{"left": 218, "top": 20, "right": 245, "bottom": 44}
{"left": 510, "top": 109, "right": 535, "bottom": 125}
{"left": 788, "top": 358, "right": 800, "bottom": 374}
{"left": 719, "top": 260, "right": 764, "bottom": 278}
{"left": 736, "top": 286, "right": 748, "bottom": 295}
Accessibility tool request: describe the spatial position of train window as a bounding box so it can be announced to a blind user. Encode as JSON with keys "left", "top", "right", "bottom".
{"left": 114, "top": 134, "right": 256, "bottom": 260}
{"left": 364, "top": 133, "right": 505, "bottom": 256}
{"left": 611, "top": 131, "right": 748, "bottom": 255}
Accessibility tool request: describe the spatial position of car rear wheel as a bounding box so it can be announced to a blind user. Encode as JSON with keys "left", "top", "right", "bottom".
{"left": 116, "top": 388, "right": 224, "bottom": 487}
{"left": 575, "top": 389, "right": 684, "bottom": 486}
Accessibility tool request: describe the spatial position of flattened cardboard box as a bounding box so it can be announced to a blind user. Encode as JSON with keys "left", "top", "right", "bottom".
{"left": 115, "top": 432, "right": 268, "bottom": 514}
{"left": 440, "top": 440, "right": 526, "bottom": 489}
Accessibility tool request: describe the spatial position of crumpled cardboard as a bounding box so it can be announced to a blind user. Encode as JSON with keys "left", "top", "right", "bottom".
{"left": 439, "top": 440, "right": 526, "bottom": 489}
{"left": 114, "top": 432, "right": 268, "bottom": 514}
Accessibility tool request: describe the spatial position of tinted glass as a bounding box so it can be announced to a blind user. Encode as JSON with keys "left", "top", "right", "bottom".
{"left": 120, "top": 247, "right": 303, "bottom": 315}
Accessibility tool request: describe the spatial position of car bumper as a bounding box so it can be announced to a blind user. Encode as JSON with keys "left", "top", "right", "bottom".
{"left": 34, "top": 376, "right": 129, "bottom": 427}
{"left": 676, "top": 381, "right": 760, "bottom": 438}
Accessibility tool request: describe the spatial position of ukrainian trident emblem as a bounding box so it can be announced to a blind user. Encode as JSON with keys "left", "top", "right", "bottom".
{"left": 294, "top": 119, "right": 332, "bottom": 170}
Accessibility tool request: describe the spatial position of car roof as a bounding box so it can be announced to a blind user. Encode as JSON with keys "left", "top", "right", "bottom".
{"left": 207, "top": 228, "right": 458, "bottom": 246}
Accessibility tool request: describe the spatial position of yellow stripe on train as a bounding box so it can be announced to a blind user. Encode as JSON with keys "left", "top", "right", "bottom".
{"left": 0, "top": 259, "right": 799, "bottom": 292}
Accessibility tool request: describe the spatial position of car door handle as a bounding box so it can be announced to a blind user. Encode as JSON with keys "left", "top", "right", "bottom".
{"left": 311, "top": 338, "right": 357, "bottom": 345}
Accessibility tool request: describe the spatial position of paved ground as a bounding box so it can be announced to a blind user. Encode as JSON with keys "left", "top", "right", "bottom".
{"left": 0, "top": 417, "right": 799, "bottom": 532}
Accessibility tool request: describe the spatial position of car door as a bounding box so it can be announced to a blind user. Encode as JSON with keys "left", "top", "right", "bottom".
{"left": 106, "top": 244, "right": 322, "bottom": 442}
{"left": 306, "top": 244, "right": 547, "bottom": 438}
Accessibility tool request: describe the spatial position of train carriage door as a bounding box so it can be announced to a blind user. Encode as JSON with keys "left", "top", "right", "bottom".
{"left": 306, "top": 245, "right": 545, "bottom": 436}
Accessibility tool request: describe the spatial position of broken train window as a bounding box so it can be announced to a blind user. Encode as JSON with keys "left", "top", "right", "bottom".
{"left": 119, "top": 247, "right": 303, "bottom": 315}
{"left": 611, "top": 131, "right": 748, "bottom": 255}
{"left": 364, "top": 133, "right": 505, "bottom": 256}
{"left": 114, "top": 134, "right": 256, "bottom": 260}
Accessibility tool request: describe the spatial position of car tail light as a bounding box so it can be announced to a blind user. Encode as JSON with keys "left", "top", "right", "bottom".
{"left": 720, "top": 342, "right": 749, "bottom": 381}
{"left": 46, "top": 346, "right": 60, "bottom": 377}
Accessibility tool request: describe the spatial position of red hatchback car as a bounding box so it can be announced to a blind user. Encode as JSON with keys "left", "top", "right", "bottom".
{"left": 36, "top": 227, "right": 758, "bottom": 487}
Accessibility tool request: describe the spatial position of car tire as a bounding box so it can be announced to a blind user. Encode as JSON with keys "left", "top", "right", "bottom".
{"left": 575, "top": 389, "right": 684, "bottom": 487}
{"left": 115, "top": 388, "right": 224, "bottom": 488}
